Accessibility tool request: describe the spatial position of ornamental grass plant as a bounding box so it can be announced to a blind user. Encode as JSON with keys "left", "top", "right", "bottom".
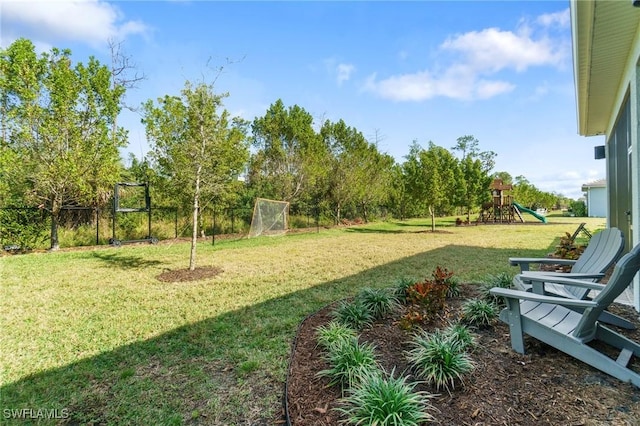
{"left": 337, "top": 368, "right": 437, "bottom": 426}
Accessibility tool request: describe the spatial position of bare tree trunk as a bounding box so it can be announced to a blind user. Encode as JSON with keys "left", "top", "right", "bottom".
{"left": 361, "top": 201, "right": 368, "bottom": 223}
{"left": 189, "top": 165, "right": 201, "bottom": 271}
{"left": 49, "top": 196, "right": 62, "bottom": 251}
{"left": 429, "top": 205, "right": 436, "bottom": 232}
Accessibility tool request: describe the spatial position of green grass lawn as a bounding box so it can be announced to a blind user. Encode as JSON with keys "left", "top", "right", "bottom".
{"left": 0, "top": 216, "right": 605, "bottom": 425}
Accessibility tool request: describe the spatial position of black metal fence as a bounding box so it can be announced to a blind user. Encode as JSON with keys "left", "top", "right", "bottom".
{"left": 0, "top": 203, "right": 330, "bottom": 250}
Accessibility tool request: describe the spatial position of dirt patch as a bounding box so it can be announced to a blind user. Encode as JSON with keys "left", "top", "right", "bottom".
{"left": 285, "top": 284, "right": 640, "bottom": 425}
{"left": 156, "top": 266, "right": 223, "bottom": 283}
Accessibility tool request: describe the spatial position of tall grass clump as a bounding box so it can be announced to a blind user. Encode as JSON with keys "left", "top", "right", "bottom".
{"left": 333, "top": 300, "right": 375, "bottom": 330}
{"left": 318, "top": 338, "right": 379, "bottom": 390}
{"left": 355, "top": 287, "right": 399, "bottom": 319}
{"left": 316, "top": 321, "right": 358, "bottom": 352}
{"left": 446, "top": 277, "right": 461, "bottom": 298}
{"left": 443, "top": 322, "right": 476, "bottom": 351}
{"left": 461, "top": 299, "right": 498, "bottom": 327}
{"left": 337, "top": 369, "right": 436, "bottom": 426}
{"left": 406, "top": 329, "right": 474, "bottom": 393}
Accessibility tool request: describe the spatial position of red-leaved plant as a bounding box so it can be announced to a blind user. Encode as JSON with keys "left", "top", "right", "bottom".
{"left": 403, "top": 266, "right": 455, "bottom": 326}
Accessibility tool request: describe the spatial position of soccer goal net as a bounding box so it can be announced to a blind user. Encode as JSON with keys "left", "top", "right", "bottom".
{"left": 248, "top": 198, "right": 290, "bottom": 238}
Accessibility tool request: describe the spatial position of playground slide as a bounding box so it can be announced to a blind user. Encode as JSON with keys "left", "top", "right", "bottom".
{"left": 512, "top": 201, "right": 547, "bottom": 223}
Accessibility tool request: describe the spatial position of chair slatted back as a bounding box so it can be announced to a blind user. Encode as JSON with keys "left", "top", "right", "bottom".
{"left": 561, "top": 228, "right": 625, "bottom": 300}
{"left": 571, "top": 227, "right": 624, "bottom": 275}
{"left": 574, "top": 244, "right": 640, "bottom": 339}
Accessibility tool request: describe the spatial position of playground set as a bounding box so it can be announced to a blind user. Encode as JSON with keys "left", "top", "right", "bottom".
{"left": 477, "top": 179, "right": 547, "bottom": 224}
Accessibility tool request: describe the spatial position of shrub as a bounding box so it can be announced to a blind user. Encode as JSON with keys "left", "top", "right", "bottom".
{"left": 318, "top": 338, "right": 379, "bottom": 390}
{"left": 398, "top": 310, "right": 425, "bottom": 330}
{"left": 406, "top": 266, "right": 456, "bottom": 316}
{"left": 337, "top": 369, "right": 436, "bottom": 426}
{"left": 407, "top": 279, "right": 448, "bottom": 317}
{"left": 406, "top": 329, "right": 474, "bottom": 393}
{"left": 554, "top": 231, "right": 587, "bottom": 261}
{"left": 316, "top": 321, "right": 357, "bottom": 352}
{"left": 0, "top": 206, "right": 48, "bottom": 251}
{"left": 569, "top": 200, "right": 587, "bottom": 217}
{"left": 356, "top": 288, "right": 399, "bottom": 319}
{"left": 461, "top": 299, "right": 497, "bottom": 327}
{"left": 333, "top": 300, "right": 375, "bottom": 330}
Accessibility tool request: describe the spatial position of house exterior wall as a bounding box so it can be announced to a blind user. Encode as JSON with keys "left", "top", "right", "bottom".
{"left": 601, "top": 21, "right": 640, "bottom": 309}
{"left": 586, "top": 187, "right": 607, "bottom": 217}
{"left": 572, "top": 1, "right": 640, "bottom": 310}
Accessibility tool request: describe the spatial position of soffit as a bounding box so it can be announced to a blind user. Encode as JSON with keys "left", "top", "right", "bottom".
{"left": 573, "top": 1, "right": 640, "bottom": 136}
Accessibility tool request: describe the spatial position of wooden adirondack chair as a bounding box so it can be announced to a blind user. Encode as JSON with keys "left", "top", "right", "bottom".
{"left": 509, "top": 227, "right": 631, "bottom": 328}
{"left": 491, "top": 244, "right": 640, "bottom": 387}
{"left": 510, "top": 227, "right": 624, "bottom": 297}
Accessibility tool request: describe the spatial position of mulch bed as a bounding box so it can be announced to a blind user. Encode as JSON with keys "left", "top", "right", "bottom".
{"left": 156, "top": 266, "right": 223, "bottom": 282}
{"left": 285, "top": 284, "right": 640, "bottom": 425}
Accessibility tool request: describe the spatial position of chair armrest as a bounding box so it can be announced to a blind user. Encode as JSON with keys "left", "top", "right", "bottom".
{"left": 489, "top": 287, "right": 598, "bottom": 308}
{"left": 518, "top": 273, "right": 607, "bottom": 291}
{"left": 509, "top": 257, "right": 577, "bottom": 272}
{"left": 520, "top": 271, "right": 605, "bottom": 282}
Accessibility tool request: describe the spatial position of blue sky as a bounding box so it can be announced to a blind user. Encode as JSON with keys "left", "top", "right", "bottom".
{"left": 1, "top": 0, "right": 605, "bottom": 199}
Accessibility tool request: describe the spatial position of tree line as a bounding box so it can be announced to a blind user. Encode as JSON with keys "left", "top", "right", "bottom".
{"left": 0, "top": 39, "right": 570, "bottom": 256}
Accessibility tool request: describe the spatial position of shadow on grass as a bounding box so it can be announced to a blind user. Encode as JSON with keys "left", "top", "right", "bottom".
{"left": 1, "top": 244, "right": 552, "bottom": 425}
{"left": 90, "top": 251, "right": 164, "bottom": 269}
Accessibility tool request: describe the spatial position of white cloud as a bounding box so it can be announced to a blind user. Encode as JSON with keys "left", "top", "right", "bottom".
{"left": 475, "top": 79, "right": 516, "bottom": 99}
{"left": 441, "top": 26, "right": 565, "bottom": 73}
{"left": 1, "top": 0, "right": 149, "bottom": 48}
{"left": 363, "top": 66, "right": 514, "bottom": 102}
{"left": 336, "top": 63, "right": 355, "bottom": 85}
{"left": 534, "top": 168, "right": 604, "bottom": 199}
{"left": 322, "top": 58, "right": 356, "bottom": 86}
{"left": 364, "top": 9, "right": 569, "bottom": 102}
{"left": 536, "top": 9, "right": 570, "bottom": 29}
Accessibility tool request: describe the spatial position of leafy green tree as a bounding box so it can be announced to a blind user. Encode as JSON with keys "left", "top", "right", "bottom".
{"left": 459, "top": 156, "right": 486, "bottom": 222}
{"left": 250, "top": 99, "right": 324, "bottom": 204}
{"left": 401, "top": 141, "right": 428, "bottom": 218}
{"left": 387, "top": 163, "right": 408, "bottom": 219}
{"left": 512, "top": 176, "right": 538, "bottom": 208}
{"left": 142, "top": 80, "right": 248, "bottom": 270}
{"left": 1, "top": 38, "right": 126, "bottom": 250}
{"left": 320, "top": 119, "right": 358, "bottom": 224}
{"left": 401, "top": 141, "right": 458, "bottom": 230}
{"left": 421, "top": 142, "right": 459, "bottom": 229}
{"left": 320, "top": 119, "right": 393, "bottom": 224}
{"left": 451, "top": 135, "right": 480, "bottom": 159}
{"left": 492, "top": 171, "right": 513, "bottom": 185}
{"left": 452, "top": 135, "right": 494, "bottom": 222}
{"left": 357, "top": 148, "right": 395, "bottom": 222}
{"left": 511, "top": 175, "right": 559, "bottom": 211}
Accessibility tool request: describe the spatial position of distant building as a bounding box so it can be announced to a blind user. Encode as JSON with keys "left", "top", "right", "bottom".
{"left": 581, "top": 179, "right": 606, "bottom": 218}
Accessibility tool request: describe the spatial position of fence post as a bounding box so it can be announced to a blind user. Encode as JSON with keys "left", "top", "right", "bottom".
{"left": 212, "top": 209, "right": 216, "bottom": 246}
{"left": 231, "top": 209, "right": 235, "bottom": 234}
{"left": 95, "top": 208, "right": 99, "bottom": 245}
